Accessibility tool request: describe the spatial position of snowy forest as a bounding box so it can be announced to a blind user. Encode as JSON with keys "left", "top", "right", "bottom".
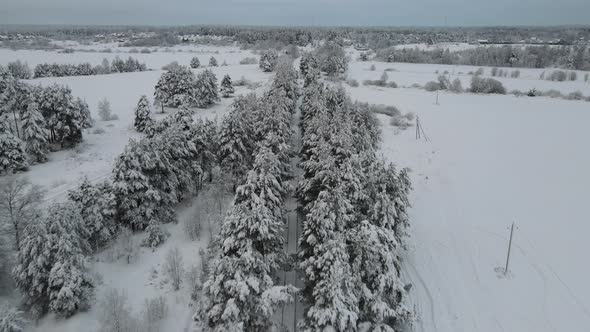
{"left": 1, "top": 18, "right": 590, "bottom": 332}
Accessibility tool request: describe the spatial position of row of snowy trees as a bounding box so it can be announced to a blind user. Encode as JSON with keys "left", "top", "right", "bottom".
{"left": 33, "top": 56, "right": 148, "bottom": 78}
{"left": 375, "top": 44, "right": 590, "bottom": 70}
{"left": 198, "top": 57, "right": 301, "bottom": 330}
{"left": 296, "top": 57, "right": 413, "bottom": 331}
{"left": 0, "top": 66, "right": 92, "bottom": 174}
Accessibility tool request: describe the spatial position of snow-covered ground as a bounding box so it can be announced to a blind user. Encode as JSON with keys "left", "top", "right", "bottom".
{"left": 3, "top": 43, "right": 590, "bottom": 331}
{"left": 344, "top": 82, "right": 590, "bottom": 331}
{"left": 347, "top": 60, "right": 590, "bottom": 95}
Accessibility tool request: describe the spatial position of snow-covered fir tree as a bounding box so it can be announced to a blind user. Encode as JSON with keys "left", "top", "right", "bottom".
{"left": 259, "top": 50, "right": 279, "bottom": 72}
{"left": 193, "top": 69, "right": 220, "bottom": 108}
{"left": 20, "top": 101, "right": 48, "bottom": 163}
{"left": 134, "top": 95, "right": 153, "bottom": 132}
{"left": 190, "top": 57, "right": 200, "bottom": 69}
{"left": 0, "top": 131, "right": 28, "bottom": 175}
{"left": 209, "top": 56, "right": 218, "bottom": 67}
{"left": 220, "top": 74, "right": 234, "bottom": 98}
{"left": 67, "top": 178, "right": 117, "bottom": 251}
{"left": 13, "top": 202, "right": 93, "bottom": 318}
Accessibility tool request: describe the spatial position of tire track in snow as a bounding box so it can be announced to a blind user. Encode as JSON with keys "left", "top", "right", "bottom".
{"left": 402, "top": 256, "right": 438, "bottom": 332}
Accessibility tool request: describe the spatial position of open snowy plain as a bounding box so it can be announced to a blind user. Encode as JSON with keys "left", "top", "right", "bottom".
{"left": 1, "top": 44, "right": 590, "bottom": 331}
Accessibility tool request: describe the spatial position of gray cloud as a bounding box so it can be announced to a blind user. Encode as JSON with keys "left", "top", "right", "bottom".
{"left": 0, "top": 0, "right": 588, "bottom": 26}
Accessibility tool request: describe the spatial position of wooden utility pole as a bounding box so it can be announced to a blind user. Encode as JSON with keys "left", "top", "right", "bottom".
{"left": 504, "top": 222, "right": 515, "bottom": 275}
{"left": 416, "top": 116, "right": 421, "bottom": 140}
{"left": 436, "top": 90, "right": 440, "bottom": 105}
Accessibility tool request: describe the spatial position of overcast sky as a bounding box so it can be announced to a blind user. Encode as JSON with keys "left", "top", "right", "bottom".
{"left": 0, "top": 0, "right": 588, "bottom": 26}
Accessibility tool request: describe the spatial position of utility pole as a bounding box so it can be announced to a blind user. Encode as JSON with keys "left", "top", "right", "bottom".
{"left": 416, "top": 116, "right": 421, "bottom": 140}
{"left": 504, "top": 222, "right": 515, "bottom": 276}
{"left": 436, "top": 90, "right": 440, "bottom": 105}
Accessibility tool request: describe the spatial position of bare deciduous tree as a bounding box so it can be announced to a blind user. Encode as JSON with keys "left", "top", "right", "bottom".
{"left": 164, "top": 248, "right": 184, "bottom": 291}
{"left": 0, "top": 176, "right": 44, "bottom": 251}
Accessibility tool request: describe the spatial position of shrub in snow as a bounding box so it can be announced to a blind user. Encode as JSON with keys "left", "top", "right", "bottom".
{"left": 141, "top": 220, "right": 170, "bottom": 250}
{"left": 20, "top": 101, "right": 48, "bottom": 163}
{"left": 0, "top": 304, "right": 27, "bottom": 332}
{"left": 190, "top": 57, "right": 200, "bottom": 69}
{"left": 568, "top": 71, "right": 577, "bottom": 81}
{"left": 164, "top": 247, "right": 184, "bottom": 291}
{"left": 13, "top": 202, "right": 94, "bottom": 317}
{"left": 511, "top": 70, "right": 521, "bottom": 78}
{"left": 390, "top": 114, "right": 414, "bottom": 129}
{"left": 259, "top": 50, "right": 279, "bottom": 72}
{"left": 585, "top": 73, "right": 589, "bottom": 82}
{"left": 491, "top": 67, "right": 499, "bottom": 76}
{"left": 450, "top": 78, "right": 463, "bottom": 93}
{"left": 565, "top": 91, "right": 585, "bottom": 100}
{"left": 161, "top": 61, "right": 182, "bottom": 71}
{"left": 347, "top": 79, "right": 359, "bottom": 87}
{"left": 359, "top": 52, "right": 369, "bottom": 61}
{"left": 208, "top": 56, "right": 218, "bottom": 67}
{"left": 98, "top": 98, "right": 119, "bottom": 121}
{"left": 424, "top": 81, "right": 441, "bottom": 91}
{"left": 220, "top": 74, "right": 234, "bottom": 98}
{"left": 547, "top": 70, "right": 567, "bottom": 81}
{"left": 185, "top": 265, "right": 200, "bottom": 300}
{"left": 470, "top": 76, "right": 506, "bottom": 94}
{"left": 183, "top": 211, "right": 202, "bottom": 241}
{"left": 370, "top": 64, "right": 376, "bottom": 71}
{"left": 239, "top": 57, "right": 257, "bottom": 65}
{"left": 97, "top": 289, "right": 141, "bottom": 332}
{"left": 142, "top": 296, "right": 168, "bottom": 332}
{"left": 133, "top": 95, "right": 153, "bottom": 132}
{"left": 0, "top": 132, "right": 28, "bottom": 175}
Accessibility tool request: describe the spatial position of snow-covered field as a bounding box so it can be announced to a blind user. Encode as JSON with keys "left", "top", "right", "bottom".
{"left": 2, "top": 43, "right": 590, "bottom": 331}
{"left": 345, "top": 75, "right": 590, "bottom": 330}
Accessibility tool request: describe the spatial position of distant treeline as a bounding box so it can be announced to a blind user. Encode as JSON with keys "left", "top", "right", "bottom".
{"left": 375, "top": 45, "right": 590, "bottom": 70}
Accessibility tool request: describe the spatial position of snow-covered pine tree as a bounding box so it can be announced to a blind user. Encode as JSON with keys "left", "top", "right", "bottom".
{"left": 201, "top": 148, "right": 295, "bottom": 330}
{"left": 299, "top": 52, "right": 319, "bottom": 79}
{"left": 220, "top": 74, "right": 234, "bottom": 98}
{"left": 13, "top": 202, "right": 93, "bottom": 318}
{"left": 193, "top": 69, "right": 220, "bottom": 108}
{"left": 209, "top": 56, "right": 218, "bottom": 67}
{"left": 259, "top": 50, "right": 279, "bottom": 72}
{"left": 189, "top": 119, "right": 218, "bottom": 188}
{"left": 154, "top": 66, "right": 196, "bottom": 111}
{"left": 190, "top": 57, "right": 200, "bottom": 69}
{"left": 219, "top": 96, "right": 257, "bottom": 190}
{"left": 20, "top": 101, "right": 48, "bottom": 163}
{"left": 134, "top": 95, "right": 153, "bottom": 132}
{"left": 112, "top": 139, "right": 160, "bottom": 230}
{"left": 45, "top": 202, "right": 93, "bottom": 317}
{"left": 0, "top": 131, "right": 28, "bottom": 175}
{"left": 298, "top": 187, "right": 359, "bottom": 331}
{"left": 12, "top": 214, "right": 52, "bottom": 316}
{"left": 67, "top": 178, "right": 117, "bottom": 251}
